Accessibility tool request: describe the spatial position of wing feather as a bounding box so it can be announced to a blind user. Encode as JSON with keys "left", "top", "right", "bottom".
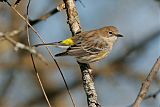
{"left": 66, "top": 32, "right": 109, "bottom": 56}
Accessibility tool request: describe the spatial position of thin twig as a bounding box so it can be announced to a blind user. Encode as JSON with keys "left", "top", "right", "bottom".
{"left": 132, "top": 56, "right": 160, "bottom": 107}
{"left": 26, "top": 0, "right": 52, "bottom": 107}
{"left": 1, "top": 35, "right": 48, "bottom": 65}
{"left": 14, "top": 0, "right": 22, "bottom": 6}
{"left": 29, "top": 2, "right": 65, "bottom": 25}
{"left": 144, "top": 89, "right": 160, "bottom": 100}
{"left": 0, "top": 30, "right": 22, "bottom": 41}
{"left": 3, "top": 1, "right": 75, "bottom": 107}
{"left": 29, "top": 0, "right": 80, "bottom": 25}
{"left": 63, "top": 0, "right": 101, "bottom": 107}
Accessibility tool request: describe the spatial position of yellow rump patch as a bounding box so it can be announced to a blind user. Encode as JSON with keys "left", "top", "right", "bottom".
{"left": 60, "top": 38, "right": 75, "bottom": 46}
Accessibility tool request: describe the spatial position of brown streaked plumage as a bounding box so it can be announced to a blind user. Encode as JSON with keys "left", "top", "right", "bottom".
{"left": 34, "top": 26, "right": 123, "bottom": 63}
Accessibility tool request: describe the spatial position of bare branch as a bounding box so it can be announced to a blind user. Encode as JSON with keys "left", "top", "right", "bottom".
{"left": 78, "top": 62, "right": 101, "bottom": 107}
{"left": 63, "top": 0, "right": 81, "bottom": 35}
{"left": 29, "top": 0, "right": 83, "bottom": 25}
{"left": 0, "top": 30, "right": 22, "bottom": 41}
{"left": 132, "top": 56, "right": 160, "bottom": 107}
{"left": 29, "top": 2, "right": 66, "bottom": 25}
{"left": 0, "top": 34, "right": 48, "bottom": 65}
{"left": 0, "top": 0, "right": 7, "bottom": 2}
{"left": 63, "top": 0, "right": 101, "bottom": 107}
{"left": 3, "top": 1, "right": 76, "bottom": 107}
{"left": 144, "top": 89, "right": 160, "bottom": 100}
{"left": 26, "top": 0, "right": 52, "bottom": 107}
{"left": 14, "top": 0, "right": 22, "bottom": 6}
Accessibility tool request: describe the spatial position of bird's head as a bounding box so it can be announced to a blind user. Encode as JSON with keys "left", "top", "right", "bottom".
{"left": 101, "top": 26, "right": 123, "bottom": 43}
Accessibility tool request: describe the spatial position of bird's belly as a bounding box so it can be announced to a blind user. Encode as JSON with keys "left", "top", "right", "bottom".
{"left": 77, "top": 51, "right": 108, "bottom": 63}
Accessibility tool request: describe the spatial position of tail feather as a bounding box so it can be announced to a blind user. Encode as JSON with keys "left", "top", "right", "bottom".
{"left": 34, "top": 42, "right": 58, "bottom": 47}
{"left": 55, "top": 52, "right": 68, "bottom": 57}
{"left": 34, "top": 42, "right": 69, "bottom": 48}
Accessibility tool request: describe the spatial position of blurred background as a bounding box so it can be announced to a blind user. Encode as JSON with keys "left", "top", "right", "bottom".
{"left": 0, "top": 0, "right": 160, "bottom": 107}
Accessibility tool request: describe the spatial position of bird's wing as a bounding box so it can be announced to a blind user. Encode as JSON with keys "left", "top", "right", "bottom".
{"left": 66, "top": 32, "right": 108, "bottom": 56}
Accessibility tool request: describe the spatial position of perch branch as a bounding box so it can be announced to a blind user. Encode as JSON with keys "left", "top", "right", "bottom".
{"left": 63, "top": 0, "right": 101, "bottom": 107}
{"left": 78, "top": 62, "right": 101, "bottom": 107}
{"left": 63, "top": 0, "right": 81, "bottom": 35}
{"left": 132, "top": 56, "right": 160, "bottom": 107}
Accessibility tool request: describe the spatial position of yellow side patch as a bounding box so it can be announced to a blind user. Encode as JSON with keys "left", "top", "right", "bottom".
{"left": 60, "top": 38, "right": 75, "bottom": 46}
{"left": 94, "top": 51, "right": 108, "bottom": 61}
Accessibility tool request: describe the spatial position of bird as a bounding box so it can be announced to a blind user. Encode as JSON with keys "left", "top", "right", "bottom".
{"left": 34, "top": 26, "right": 123, "bottom": 63}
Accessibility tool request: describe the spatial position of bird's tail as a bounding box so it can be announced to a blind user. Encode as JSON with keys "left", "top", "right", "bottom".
{"left": 55, "top": 52, "right": 68, "bottom": 57}
{"left": 34, "top": 42, "right": 69, "bottom": 48}
{"left": 34, "top": 42, "right": 58, "bottom": 47}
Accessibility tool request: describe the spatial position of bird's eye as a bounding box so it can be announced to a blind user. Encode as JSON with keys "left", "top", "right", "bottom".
{"left": 109, "top": 31, "right": 112, "bottom": 34}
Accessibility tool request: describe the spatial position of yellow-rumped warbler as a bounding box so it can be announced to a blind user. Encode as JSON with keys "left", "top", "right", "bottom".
{"left": 34, "top": 26, "right": 123, "bottom": 63}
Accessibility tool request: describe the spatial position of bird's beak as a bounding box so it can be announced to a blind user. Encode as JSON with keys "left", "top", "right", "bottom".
{"left": 116, "top": 34, "right": 123, "bottom": 37}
